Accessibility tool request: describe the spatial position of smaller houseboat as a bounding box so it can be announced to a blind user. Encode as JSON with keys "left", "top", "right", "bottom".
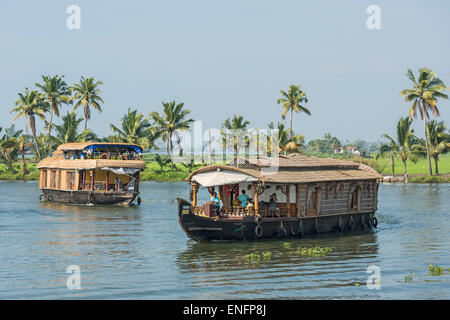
{"left": 37, "top": 142, "right": 145, "bottom": 205}
{"left": 178, "top": 154, "right": 382, "bottom": 242}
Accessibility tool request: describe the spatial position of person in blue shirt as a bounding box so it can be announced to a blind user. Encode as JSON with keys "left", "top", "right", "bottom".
{"left": 210, "top": 192, "right": 221, "bottom": 215}
{"left": 238, "top": 190, "right": 249, "bottom": 207}
{"left": 211, "top": 192, "right": 221, "bottom": 208}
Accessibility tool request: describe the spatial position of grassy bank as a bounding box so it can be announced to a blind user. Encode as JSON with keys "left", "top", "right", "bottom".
{"left": 1, "top": 154, "right": 450, "bottom": 183}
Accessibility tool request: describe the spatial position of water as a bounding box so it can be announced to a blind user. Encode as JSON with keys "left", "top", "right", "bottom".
{"left": 0, "top": 181, "right": 448, "bottom": 299}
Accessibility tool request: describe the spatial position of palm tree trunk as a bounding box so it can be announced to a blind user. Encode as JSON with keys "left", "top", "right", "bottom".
{"left": 30, "top": 116, "right": 41, "bottom": 160}
{"left": 21, "top": 149, "right": 27, "bottom": 175}
{"left": 423, "top": 117, "right": 433, "bottom": 175}
{"left": 402, "top": 158, "right": 408, "bottom": 183}
{"left": 290, "top": 108, "right": 293, "bottom": 138}
{"left": 169, "top": 133, "right": 174, "bottom": 171}
{"left": 84, "top": 105, "right": 89, "bottom": 130}
{"left": 434, "top": 155, "right": 439, "bottom": 175}
{"left": 48, "top": 109, "right": 53, "bottom": 136}
{"left": 390, "top": 155, "right": 395, "bottom": 175}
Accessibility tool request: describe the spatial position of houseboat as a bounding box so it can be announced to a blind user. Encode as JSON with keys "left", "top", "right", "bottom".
{"left": 37, "top": 142, "right": 145, "bottom": 206}
{"left": 178, "top": 153, "right": 381, "bottom": 242}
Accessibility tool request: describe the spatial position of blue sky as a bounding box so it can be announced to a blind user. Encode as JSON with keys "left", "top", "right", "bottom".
{"left": 1, "top": 0, "right": 449, "bottom": 142}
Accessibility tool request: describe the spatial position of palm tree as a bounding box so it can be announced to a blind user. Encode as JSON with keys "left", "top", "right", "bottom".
{"left": 71, "top": 76, "right": 104, "bottom": 130}
{"left": 378, "top": 117, "right": 416, "bottom": 181}
{"left": 150, "top": 101, "right": 194, "bottom": 171}
{"left": 17, "top": 134, "right": 33, "bottom": 175}
{"left": 400, "top": 67, "right": 448, "bottom": 175}
{"left": 51, "top": 111, "right": 97, "bottom": 145}
{"left": 11, "top": 88, "right": 49, "bottom": 160}
{"left": 413, "top": 121, "right": 450, "bottom": 175}
{"left": 181, "top": 157, "right": 199, "bottom": 173}
{"left": 0, "top": 125, "right": 22, "bottom": 171}
{"left": 35, "top": 74, "right": 72, "bottom": 136}
{"left": 267, "top": 122, "right": 304, "bottom": 155}
{"left": 376, "top": 140, "right": 399, "bottom": 176}
{"left": 110, "top": 108, "right": 160, "bottom": 150}
{"left": 154, "top": 154, "right": 171, "bottom": 172}
{"left": 220, "top": 115, "right": 250, "bottom": 161}
{"left": 277, "top": 85, "right": 310, "bottom": 138}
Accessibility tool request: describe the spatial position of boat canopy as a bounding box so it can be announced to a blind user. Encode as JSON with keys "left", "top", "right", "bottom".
{"left": 191, "top": 169, "right": 258, "bottom": 187}
{"left": 84, "top": 144, "right": 143, "bottom": 154}
{"left": 100, "top": 167, "right": 141, "bottom": 176}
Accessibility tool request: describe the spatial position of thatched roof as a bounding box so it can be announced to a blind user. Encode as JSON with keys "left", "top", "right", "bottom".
{"left": 37, "top": 158, "right": 145, "bottom": 170}
{"left": 187, "top": 153, "right": 381, "bottom": 184}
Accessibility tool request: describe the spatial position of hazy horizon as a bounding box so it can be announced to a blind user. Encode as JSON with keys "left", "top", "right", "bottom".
{"left": 1, "top": 0, "right": 449, "bottom": 143}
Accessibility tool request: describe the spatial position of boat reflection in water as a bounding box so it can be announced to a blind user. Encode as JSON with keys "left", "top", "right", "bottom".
{"left": 176, "top": 231, "right": 380, "bottom": 299}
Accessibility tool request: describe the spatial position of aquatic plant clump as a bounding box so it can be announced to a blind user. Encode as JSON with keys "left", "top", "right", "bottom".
{"left": 295, "top": 246, "right": 333, "bottom": 257}
{"left": 428, "top": 264, "right": 445, "bottom": 276}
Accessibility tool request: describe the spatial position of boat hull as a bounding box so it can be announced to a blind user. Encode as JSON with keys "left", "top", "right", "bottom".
{"left": 177, "top": 198, "right": 377, "bottom": 242}
{"left": 40, "top": 189, "right": 139, "bottom": 206}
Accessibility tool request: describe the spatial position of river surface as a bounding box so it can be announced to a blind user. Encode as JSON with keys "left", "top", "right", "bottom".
{"left": 0, "top": 181, "right": 448, "bottom": 299}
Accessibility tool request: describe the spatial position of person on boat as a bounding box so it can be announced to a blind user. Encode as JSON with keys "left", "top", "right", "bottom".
{"left": 269, "top": 193, "right": 280, "bottom": 216}
{"left": 115, "top": 177, "right": 123, "bottom": 191}
{"left": 210, "top": 192, "right": 221, "bottom": 215}
{"left": 238, "top": 190, "right": 249, "bottom": 207}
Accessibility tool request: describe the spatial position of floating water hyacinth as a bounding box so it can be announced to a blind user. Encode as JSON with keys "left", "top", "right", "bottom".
{"left": 428, "top": 264, "right": 445, "bottom": 276}
{"left": 295, "top": 246, "right": 333, "bottom": 257}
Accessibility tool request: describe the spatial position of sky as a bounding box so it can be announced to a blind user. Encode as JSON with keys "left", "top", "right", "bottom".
{"left": 0, "top": 0, "right": 449, "bottom": 143}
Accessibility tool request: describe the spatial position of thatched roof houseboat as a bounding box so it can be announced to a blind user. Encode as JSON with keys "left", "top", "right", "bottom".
{"left": 37, "top": 142, "right": 145, "bottom": 205}
{"left": 178, "top": 153, "right": 381, "bottom": 241}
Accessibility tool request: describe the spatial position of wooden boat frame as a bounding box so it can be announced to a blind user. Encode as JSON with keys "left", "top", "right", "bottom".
{"left": 178, "top": 154, "right": 381, "bottom": 242}
{"left": 37, "top": 142, "right": 146, "bottom": 206}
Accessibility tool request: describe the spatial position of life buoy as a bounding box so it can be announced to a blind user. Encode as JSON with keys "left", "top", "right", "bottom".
{"left": 314, "top": 219, "right": 320, "bottom": 234}
{"left": 349, "top": 217, "right": 356, "bottom": 231}
{"left": 277, "top": 225, "right": 287, "bottom": 237}
{"left": 372, "top": 217, "right": 378, "bottom": 227}
{"left": 338, "top": 217, "right": 344, "bottom": 232}
{"left": 255, "top": 225, "right": 263, "bottom": 238}
{"left": 100, "top": 153, "right": 109, "bottom": 159}
{"left": 291, "top": 222, "right": 301, "bottom": 236}
{"left": 47, "top": 194, "right": 53, "bottom": 202}
{"left": 39, "top": 194, "right": 47, "bottom": 201}
{"left": 137, "top": 197, "right": 142, "bottom": 205}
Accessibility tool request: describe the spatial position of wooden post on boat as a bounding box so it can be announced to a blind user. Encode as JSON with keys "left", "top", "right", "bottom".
{"left": 105, "top": 171, "right": 109, "bottom": 191}
{"left": 82, "top": 170, "right": 86, "bottom": 190}
{"left": 253, "top": 182, "right": 259, "bottom": 215}
{"left": 296, "top": 184, "right": 300, "bottom": 218}
{"left": 286, "top": 185, "right": 291, "bottom": 217}
{"left": 192, "top": 182, "right": 199, "bottom": 207}
{"left": 91, "top": 169, "right": 94, "bottom": 191}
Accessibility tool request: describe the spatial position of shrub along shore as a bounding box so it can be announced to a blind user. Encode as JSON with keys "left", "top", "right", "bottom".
{"left": 1, "top": 156, "right": 449, "bottom": 183}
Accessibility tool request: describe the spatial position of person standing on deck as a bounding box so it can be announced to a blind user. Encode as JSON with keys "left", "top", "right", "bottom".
{"left": 238, "top": 190, "right": 249, "bottom": 207}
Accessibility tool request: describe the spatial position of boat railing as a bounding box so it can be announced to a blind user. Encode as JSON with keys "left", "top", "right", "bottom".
{"left": 192, "top": 204, "right": 289, "bottom": 218}
{"left": 65, "top": 151, "right": 142, "bottom": 161}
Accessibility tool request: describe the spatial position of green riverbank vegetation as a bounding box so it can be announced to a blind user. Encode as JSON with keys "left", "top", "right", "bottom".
{"left": 1, "top": 69, "right": 449, "bottom": 182}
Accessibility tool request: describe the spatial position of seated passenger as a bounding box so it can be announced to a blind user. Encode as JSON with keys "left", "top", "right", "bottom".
{"left": 210, "top": 192, "right": 221, "bottom": 214}
{"left": 238, "top": 190, "right": 249, "bottom": 207}
{"left": 269, "top": 193, "right": 280, "bottom": 216}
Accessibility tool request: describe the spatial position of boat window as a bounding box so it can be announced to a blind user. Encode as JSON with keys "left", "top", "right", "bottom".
{"left": 350, "top": 188, "right": 358, "bottom": 210}
{"left": 41, "top": 170, "right": 47, "bottom": 188}
{"left": 51, "top": 170, "right": 57, "bottom": 189}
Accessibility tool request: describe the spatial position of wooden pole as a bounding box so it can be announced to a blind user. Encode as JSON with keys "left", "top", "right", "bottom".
{"left": 253, "top": 182, "right": 259, "bottom": 215}
{"left": 296, "top": 184, "right": 300, "bottom": 218}
{"left": 105, "top": 171, "right": 109, "bottom": 191}
{"left": 91, "top": 170, "right": 94, "bottom": 191}
{"left": 286, "top": 185, "right": 291, "bottom": 217}
{"left": 192, "top": 182, "right": 199, "bottom": 207}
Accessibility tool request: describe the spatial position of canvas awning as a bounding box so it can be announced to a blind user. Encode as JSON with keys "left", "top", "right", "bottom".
{"left": 191, "top": 169, "right": 258, "bottom": 187}
{"left": 100, "top": 167, "right": 141, "bottom": 176}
